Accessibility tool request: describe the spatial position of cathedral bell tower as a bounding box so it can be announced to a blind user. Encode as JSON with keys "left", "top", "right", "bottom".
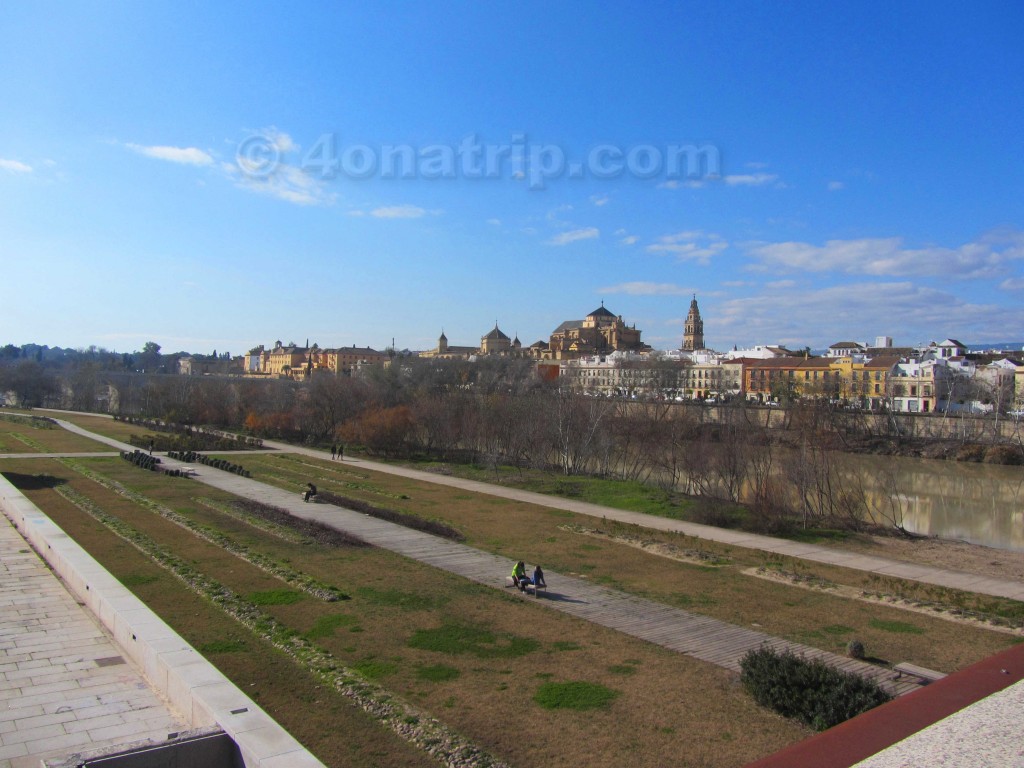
{"left": 682, "top": 295, "right": 705, "bottom": 351}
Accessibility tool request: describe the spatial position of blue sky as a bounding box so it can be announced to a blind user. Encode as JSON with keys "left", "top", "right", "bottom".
{"left": 1, "top": 1, "right": 1022, "bottom": 355}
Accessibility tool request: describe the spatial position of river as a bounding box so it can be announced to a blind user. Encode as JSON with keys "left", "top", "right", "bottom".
{"left": 837, "top": 452, "right": 1024, "bottom": 552}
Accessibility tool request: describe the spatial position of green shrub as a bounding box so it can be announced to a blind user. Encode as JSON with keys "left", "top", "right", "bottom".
{"left": 846, "top": 639, "right": 865, "bottom": 659}
{"left": 740, "top": 646, "right": 891, "bottom": 731}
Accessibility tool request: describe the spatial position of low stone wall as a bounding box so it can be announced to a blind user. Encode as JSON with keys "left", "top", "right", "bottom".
{"left": 0, "top": 472, "right": 325, "bottom": 768}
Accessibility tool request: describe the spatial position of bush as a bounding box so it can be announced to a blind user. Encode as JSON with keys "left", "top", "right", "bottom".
{"left": 955, "top": 443, "right": 986, "bottom": 463}
{"left": 166, "top": 450, "right": 251, "bottom": 477}
{"left": 984, "top": 444, "right": 1023, "bottom": 465}
{"left": 846, "top": 639, "right": 865, "bottom": 659}
{"left": 740, "top": 646, "right": 891, "bottom": 731}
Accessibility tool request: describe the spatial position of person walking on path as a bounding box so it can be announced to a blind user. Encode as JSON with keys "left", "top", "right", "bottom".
{"left": 330, "top": 444, "right": 337, "bottom": 460}
{"left": 338, "top": 444, "right": 344, "bottom": 461}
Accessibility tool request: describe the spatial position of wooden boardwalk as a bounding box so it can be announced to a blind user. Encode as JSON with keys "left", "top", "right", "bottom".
{"left": 166, "top": 456, "right": 922, "bottom": 697}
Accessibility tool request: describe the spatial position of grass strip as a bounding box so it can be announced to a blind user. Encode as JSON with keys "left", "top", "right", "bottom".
{"left": 193, "top": 497, "right": 370, "bottom": 549}
{"left": 272, "top": 454, "right": 409, "bottom": 499}
{"left": 58, "top": 458, "right": 347, "bottom": 602}
{"left": 316, "top": 490, "right": 464, "bottom": 542}
{"left": 49, "top": 483, "right": 508, "bottom": 768}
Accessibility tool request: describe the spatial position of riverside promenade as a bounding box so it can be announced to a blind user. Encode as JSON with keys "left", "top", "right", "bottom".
{"left": 0, "top": 512, "right": 188, "bottom": 767}
{"left": 261, "top": 438, "right": 1024, "bottom": 602}
{"left": 45, "top": 418, "right": 922, "bottom": 696}
{"left": 9, "top": 414, "right": 1024, "bottom": 766}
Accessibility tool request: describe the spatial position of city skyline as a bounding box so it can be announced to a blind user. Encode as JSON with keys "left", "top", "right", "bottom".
{"left": 1, "top": 2, "right": 1022, "bottom": 353}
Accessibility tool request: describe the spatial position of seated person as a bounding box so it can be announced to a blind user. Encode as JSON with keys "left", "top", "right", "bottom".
{"left": 511, "top": 560, "right": 530, "bottom": 590}
{"left": 532, "top": 565, "right": 546, "bottom": 588}
{"left": 303, "top": 482, "right": 317, "bottom": 502}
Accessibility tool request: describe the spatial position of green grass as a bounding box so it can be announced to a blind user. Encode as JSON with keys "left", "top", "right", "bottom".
{"left": 247, "top": 589, "right": 305, "bottom": 606}
{"left": 416, "top": 664, "right": 461, "bottom": 682}
{"left": 353, "top": 658, "right": 399, "bottom": 680}
{"left": 782, "top": 528, "right": 856, "bottom": 545}
{"left": 869, "top": 618, "right": 925, "bottom": 634}
{"left": 304, "top": 613, "right": 358, "bottom": 640}
{"left": 356, "top": 586, "right": 448, "bottom": 611}
{"left": 607, "top": 664, "right": 637, "bottom": 675}
{"left": 518, "top": 476, "right": 689, "bottom": 518}
{"left": 198, "top": 639, "right": 247, "bottom": 653}
{"left": 120, "top": 573, "right": 159, "bottom": 587}
{"left": 822, "top": 624, "right": 855, "bottom": 635}
{"left": 533, "top": 681, "right": 621, "bottom": 711}
{"left": 551, "top": 641, "right": 582, "bottom": 652}
{"left": 407, "top": 623, "right": 540, "bottom": 659}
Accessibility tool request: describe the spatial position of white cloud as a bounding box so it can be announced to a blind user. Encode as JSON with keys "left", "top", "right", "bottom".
{"left": 225, "top": 161, "right": 335, "bottom": 206}
{"left": 127, "top": 143, "right": 214, "bottom": 166}
{"left": 487, "top": 218, "right": 501, "bottom": 226}
{"left": 620, "top": 235, "right": 639, "bottom": 246}
{"left": 715, "top": 281, "right": 1024, "bottom": 348}
{"left": 369, "top": 205, "right": 427, "bottom": 219}
{"left": 261, "top": 128, "right": 296, "bottom": 153}
{"left": 657, "top": 179, "right": 705, "bottom": 190}
{"left": 0, "top": 158, "right": 32, "bottom": 173}
{"left": 723, "top": 173, "right": 778, "bottom": 186}
{"left": 1000, "top": 277, "right": 1024, "bottom": 291}
{"left": 646, "top": 231, "right": 727, "bottom": 264}
{"left": 827, "top": 180, "right": 845, "bottom": 191}
{"left": 599, "top": 282, "right": 691, "bottom": 296}
{"left": 590, "top": 195, "right": 610, "bottom": 207}
{"left": 548, "top": 227, "right": 599, "bottom": 246}
{"left": 745, "top": 232, "right": 1024, "bottom": 279}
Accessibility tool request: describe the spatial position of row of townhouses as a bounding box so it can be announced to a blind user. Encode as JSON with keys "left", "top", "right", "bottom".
{"left": 556, "top": 340, "right": 1024, "bottom": 414}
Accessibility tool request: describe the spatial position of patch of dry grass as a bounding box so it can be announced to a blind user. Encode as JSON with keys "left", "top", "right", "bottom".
{"left": 0, "top": 416, "right": 113, "bottom": 453}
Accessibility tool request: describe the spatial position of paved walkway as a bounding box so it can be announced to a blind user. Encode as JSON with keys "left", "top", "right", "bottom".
{"left": 41, "top": 419, "right": 923, "bottom": 695}
{"left": 0, "top": 514, "right": 188, "bottom": 768}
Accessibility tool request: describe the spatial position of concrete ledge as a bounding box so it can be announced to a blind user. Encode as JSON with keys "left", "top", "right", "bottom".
{"left": 0, "top": 472, "right": 326, "bottom": 768}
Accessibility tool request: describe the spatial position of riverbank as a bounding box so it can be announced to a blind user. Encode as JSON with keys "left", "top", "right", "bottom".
{"left": 823, "top": 531, "right": 1024, "bottom": 583}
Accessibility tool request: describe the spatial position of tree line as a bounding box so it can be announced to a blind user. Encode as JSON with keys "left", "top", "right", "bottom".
{"left": 3, "top": 353, "right": 1021, "bottom": 536}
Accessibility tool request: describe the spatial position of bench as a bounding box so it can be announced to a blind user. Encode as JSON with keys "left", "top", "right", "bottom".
{"left": 893, "top": 662, "right": 947, "bottom": 684}
{"left": 505, "top": 576, "right": 547, "bottom": 598}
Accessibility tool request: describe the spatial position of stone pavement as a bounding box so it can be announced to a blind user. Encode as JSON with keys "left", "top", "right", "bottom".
{"left": 0, "top": 514, "right": 188, "bottom": 768}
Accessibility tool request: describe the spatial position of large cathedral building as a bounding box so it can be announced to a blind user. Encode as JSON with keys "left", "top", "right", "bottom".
{"left": 547, "top": 303, "right": 649, "bottom": 360}
{"left": 420, "top": 324, "right": 525, "bottom": 359}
